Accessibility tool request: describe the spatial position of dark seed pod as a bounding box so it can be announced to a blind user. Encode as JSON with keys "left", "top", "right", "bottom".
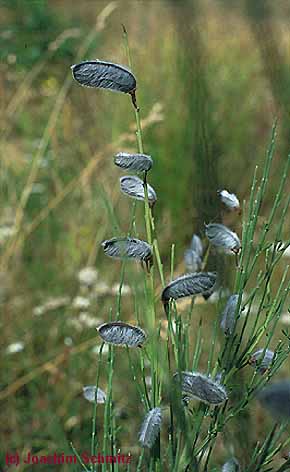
{"left": 102, "top": 237, "right": 152, "bottom": 266}
{"left": 205, "top": 223, "right": 241, "bottom": 254}
{"left": 249, "top": 349, "right": 274, "bottom": 374}
{"left": 222, "top": 457, "right": 241, "bottom": 472}
{"left": 83, "top": 386, "right": 106, "bottom": 404}
{"left": 220, "top": 294, "right": 239, "bottom": 336}
{"left": 174, "top": 371, "right": 228, "bottom": 405}
{"left": 184, "top": 249, "right": 202, "bottom": 273}
{"left": 97, "top": 321, "right": 147, "bottom": 347}
{"left": 120, "top": 176, "right": 157, "bottom": 206}
{"left": 139, "top": 407, "right": 162, "bottom": 448}
{"left": 71, "top": 60, "right": 136, "bottom": 94}
{"left": 218, "top": 189, "right": 240, "bottom": 211}
{"left": 162, "top": 272, "right": 216, "bottom": 313}
{"left": 257, "top": 380, "right": 290, "bottom": 420}
{"left": 114, "top": 152, "right": 153, "bottom": 172}
{"left": 190, "top": 234, "right": 203, "bottom": 258}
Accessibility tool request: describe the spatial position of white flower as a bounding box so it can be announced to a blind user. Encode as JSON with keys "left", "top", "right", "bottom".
{"left": 218, "top": 189, "right": 240, "bottom": 210}
{"left": 33, "top": 296, "right": 70, "bottom": 316}
{"left": 6, "top": 342, "right": 24, "bottom": 354}
{"left": 111, "top": 283, "right": 131, "bottom": 295}
{"left": 78, "top": 267, "right": 98, "bottom": 287}
{"left": 0, "top": 226, "right": 15, "bottom": 244}
{"left": 72, "top": 296, "right": 90, "bottom": 310}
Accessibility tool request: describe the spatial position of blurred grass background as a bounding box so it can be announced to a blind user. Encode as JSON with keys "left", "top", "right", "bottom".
{"left": 1, "top": 0, "right": 290, "bottom": 470}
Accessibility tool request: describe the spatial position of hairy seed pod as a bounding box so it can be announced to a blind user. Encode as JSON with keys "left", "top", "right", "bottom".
{"left": 102, "top": 237, "right": 152, "bottom": 266}
{"left": 191, "top": 234, "right": 203, "bottom": 257}
{"left": 162, "top": 272, "right": 216, "bottom": 313}
{"left": 257, "top": 380, "right": 290, "bottom": 420}
{"left": 184, "top": 249, "right": 202, "bottom": 273}
{"left": 71, "top": 60, "right": 136, "bottom": 94}
{"left": 218, "top": 189, "right": 240, "bottom": 211}
{"left": 174, "top": 371, "right": 228, "bottom": 405}
{"left": 220, "top": 294, "right": 239, "bottom": 336}
{"left": 83, "top": 386, "right": 106, "bottom": 404}
{"left": 139, "top": 407, "right": 162, "bottom": 448}
{"left": 222, "top": 457, "right": 241, "bottom": 472}
{"left": 114, "top": 152, "right": 153, "bottom": 172}
{"left": 120, "top": 176, "right": 157, "bottom": 206}
{"left": 249, "top": 349, "right": 274, "bottom": 374}
{"left": 205, "top": 223, "right": 241, "bottom": 254}
{"left": 97, "top": 321, "right": 147, "bottom": 347}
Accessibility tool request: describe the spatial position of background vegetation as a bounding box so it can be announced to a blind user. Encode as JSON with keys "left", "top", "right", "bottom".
{"left": 1, "top": 0, "right": 290, "bottom": 470}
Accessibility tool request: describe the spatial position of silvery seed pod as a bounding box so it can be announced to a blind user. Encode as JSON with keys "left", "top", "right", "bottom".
{"left": 174, "top": 371, "right": 228, "bottom": 405}
{"left": 162, "top": 272, "right": 216, "bottom": 313}
{"left": 257, "top": 380, "right": 290, "bottom": 421}
{"left": 114, "top": 152, "right": 153, "bottom": 172}
{"left": 222, "top": 457, "right": 241, "bottom": 472}
{"left": 71, "top": 60, "right": 136, "bottom": 94}
{"left": 139, "top": 407, "right": 162, "bottom": 448}
{"left": 83, "top": 386, "right": 106, "bottom": 404}
{"left": 205, "top": 223, "right": 241, "bottom": 255}
{"left": 184, "top": 249, "right": 202, "bottom": 273}
{"left": 120, "top": 176, "right": 157, "bottom": 206}
{"left": 220, "top": 294, "right": 239, "bottom": 336}
{"left": 218, "top": 189, "right": 240, "bottom": 211}
{"left": 102, "top": 237, "right": 152, "bottom": 266}
{"left": 191, "top": 234, "right": 203, "bottom": 258}
{"left": 249, "top": 348, "right": 274, "bottom": 374}
{"left": 97, "top": 321, "right": 147, "bottom": 347}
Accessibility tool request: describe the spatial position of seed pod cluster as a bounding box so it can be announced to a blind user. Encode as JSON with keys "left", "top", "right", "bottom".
{"left": 220, "top": 294, "right": 239, "bottom": 336}
{"left": 249, "top": 348, "right": 274, "bottom": 374}
{"left": 205, "top": 223, "right": 241, "bottom": 255}
{"left": 257, "top": 380, "right": 290, "bottom": 420}
{"left": 114, "top": 152, "right": 153, "bottom": 172}
{"left": 83, "top": 386, "right": 106, "bottom": 404}
{"left": 139, "top": 407, "right": 162, "bottom": 448}
{"left": 174, "top": 371, "right": 228, "bottom": 405}
{"left": 184, "top": 234, "right": 203, "bottom": 272}
{"left": 71, "top": 60, "right": 136, "bottom": 94}
{"left": 102, "top": 237, "right": 153, "bottom": 267}
{"left": 222, "top": 457, "right": 241, "bottom": 472}
{"left": 97, "top": 321, "right": 147, "bottom": 347}
{"left": 218, "top": 189, "right": 240, "bottom": 212}
{"left": 162, "top": 272, "right": 216, "bottom": 313}
{"left": 120, "top": 175, "right": 157, "bottom": 206}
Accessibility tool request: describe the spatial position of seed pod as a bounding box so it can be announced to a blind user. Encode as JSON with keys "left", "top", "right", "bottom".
{"left": 205, "top": 223, "right": 241, "bottom": 254}
{"left": 222, "top": 457, "right": 241, "bottom": 472}
{"left": 120, "top": 176, "right": 157, "bottom": 206}
{"left": 83, "top": 386, "right": 106, "bottom": 404}
{"left": 220, "top": 294, "right": 239, "bottom": 336}
{"left": 184, "top": 249, "right": 202, "bottom": 273}
{"left": 174, "top": 371, "right": 228, "bottom": 405}
{"left": 218, "top": 189, "right": 240, "bottom": 211}
{"left": 257, "top": 380, "right": 290, "bottom": 420}
{"left": 249, "top": 349, "right": 274, "bottom": 374}
{"left": 190, "top": 234, "right": 203, "bottom": 258}
{"left": 102, "top": 237, "right": 152, "bottom": 266}
{"left": 114, "top": 152, "right": 153, "bottom": 172}
{"left": 71, "top": 60, "right": 136, "bottom": 94}
{"left": 139, "top": 407, "right": 162, "bottom": 448}
{"left": 97, "top": 321, "right": 147, "bottom": 347}
{"left": 162, "top": 272, "right": 216, "bottom": 313}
